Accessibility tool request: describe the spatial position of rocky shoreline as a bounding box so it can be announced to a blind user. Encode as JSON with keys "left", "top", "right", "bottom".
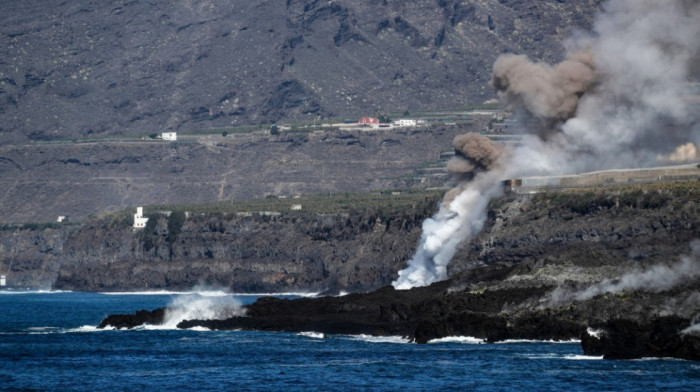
{"left": 99, "top": 258, "right": 700, "bottom": 361}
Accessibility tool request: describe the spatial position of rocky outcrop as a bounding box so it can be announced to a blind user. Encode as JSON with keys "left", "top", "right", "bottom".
{"left": 98, "top": 308, "right": 166, "bottom": 330}
{"left": 581, "top": 317, "right": 700, "bottom": 361}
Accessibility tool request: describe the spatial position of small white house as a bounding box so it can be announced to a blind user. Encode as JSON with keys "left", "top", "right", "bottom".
{"left": 134, "top": 206, "right": 149, "bottom": 229}
{"left": 394, "top": 119, "right": 417, "bottom": 127}
{"left": 57, "top": 216, "right": 66, "bottom": 223}
{"left": 290, "top": 204, "right": 302, "bottom": 211}
{"left": 162, "top": 132, "right": 177, "bottom": 141}
{"left": 1, "top": 275, "right": 5, "bottom": 286}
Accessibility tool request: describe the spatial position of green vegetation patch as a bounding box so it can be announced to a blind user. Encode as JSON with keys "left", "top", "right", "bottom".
{"left": 533, "top": 181, "right": 699, "bottom": 214}
{"left": 129, "top": 189, "right": 445, "bottom": 218}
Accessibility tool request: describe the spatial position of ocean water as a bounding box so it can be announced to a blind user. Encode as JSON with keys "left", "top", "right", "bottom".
{"left": 0, "top": 292, "right": 698, "bottom": 391}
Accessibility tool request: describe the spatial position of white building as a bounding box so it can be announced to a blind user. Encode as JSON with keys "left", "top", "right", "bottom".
{"left": 57, "top": 216, "right": 66, "bottom": 223}
{"left": 393, "top": 119, "right": 417, "bottom": 127}
{"left": 290, "top": 204, "right": 302, "bottom": 211}
{"left": 1, "top": 275, "right": 5, "bottom": 286}
{"left": 133, "top": 207, "right": 149, "bottom": 229}
{"left": 162, "top": 132, "right": 177, "bottom": 141}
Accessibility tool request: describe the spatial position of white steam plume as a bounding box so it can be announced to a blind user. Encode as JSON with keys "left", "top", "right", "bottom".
{"left": 393, "top": 0, "right": 700, "bottom": 289}
{"left": 392, "top": 168, "right": 507, "bottom": 289}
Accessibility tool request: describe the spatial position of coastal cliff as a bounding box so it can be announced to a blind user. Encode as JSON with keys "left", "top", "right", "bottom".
{"left": 53, "top": 195, "right": 438, "bottom": 293}
{"left": 95, "top": 182, "right": 700, "bottom": 360}
{"left": 50, "top": 182, "right": 699, "bottom": 294}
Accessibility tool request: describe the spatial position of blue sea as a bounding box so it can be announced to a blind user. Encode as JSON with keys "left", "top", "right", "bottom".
{"left": 0, "top": 292, "right": 698, "bottom": 391}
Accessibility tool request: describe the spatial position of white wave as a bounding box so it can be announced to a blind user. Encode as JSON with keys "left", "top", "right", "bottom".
{"left": 99, "top": 290, "right": 319, "bottom": 298}
{"left": 428, "top": 336, "right": 485, "bottom": 344}
{"left": 27, "top": 326, "right": 58, "bottom": 331}
{"left": 0, "top": 289, "right": 72, "bottom": 295}
{"left": 564, "top": 354, "right": 604, "bottom": 360}
{"left": 298, "top": 331, "right": 325, "bottom": 339}
{"left": 66, "top": 325, "right": 107, "bottom": 333}
{"left": 233, "top": 292, "right": 320, "bottom": 298}
{"left": 159, "top": 294, "right": 245, "bottom": 329}
{"left": 185, "top": 326, "right": 211, "bottom": 332}
{"left": 100, "top": 290, "right": 230, "bottom": 297}
{"left": 521, "top": 353, "right": 566, "bottom": 360}
{"left": 345, "top": 334, "right": 410, "bottom": 344}
{"left": 496, "top": 339, "right": 581, "bottom": 344}
{"left": 633, "top": 357, "right": 687, "bottom": 362}
{"left": 23, "top": 325, "right": 114, "bottom": 334}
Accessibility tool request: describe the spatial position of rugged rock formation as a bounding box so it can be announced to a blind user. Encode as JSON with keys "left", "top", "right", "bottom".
{"left": 0, "top": 0, "right": 600, "bottom": 143}
{"left": 94, "top": 182, "right": 700, "bottom": 360}
{"left": 450, "top": 187, "right": 700, "bottom": 275}
{"left": 53, "top": 197, "right": 437, "bottom": 293}
{"left": 100, "top": 257, "right": 700, "bottom": 361}
{"left": 0, "top": 226, "right": 71, "bottom": 289}
{"left": 581, "top": 317, "right": 700, "bottom": 361}
{"left": 98, "top": 308, "right": 166, "bottom": 330}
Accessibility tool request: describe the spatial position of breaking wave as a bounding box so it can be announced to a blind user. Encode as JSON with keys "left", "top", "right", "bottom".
{"left": 344, "top": 334, "right": 410, "bottom": 344}
{"left": 428, "top": 336, "right": 485, "bottom": 344}
{"left": 0, "top": 290, "right": 72, "bottom": 295}
{"left": 99, "top": 290, "right": 319, "bottom": 298}
{"left": 158, "top": 294, "right": 246, "bottom": 329}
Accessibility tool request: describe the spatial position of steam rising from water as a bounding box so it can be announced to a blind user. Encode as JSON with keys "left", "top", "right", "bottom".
{"left": 393, "top": 0, "right": 700, "bottom": 289}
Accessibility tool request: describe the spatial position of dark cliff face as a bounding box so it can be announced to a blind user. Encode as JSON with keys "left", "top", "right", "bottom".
{"left": 0, "top": 227, "right": 69, "bottom": 289}
{"left": 0, "top": 0, "right": 600, "bottom": 143}
{"left": 52, "top": 183, "right": 699, "bottom": 293}
{"left": 54, "top": 201, "right": 436, "bottom": 293}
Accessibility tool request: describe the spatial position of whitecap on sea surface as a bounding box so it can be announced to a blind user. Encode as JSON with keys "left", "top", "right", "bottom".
{"left": 344, "top": 334, "right": 410, "bottom": 344}
{"left": 428, "top": 336, "right": 485, "bottom": 344}
{"left": 298, "top": 331, "right": 325, "bottom": 339}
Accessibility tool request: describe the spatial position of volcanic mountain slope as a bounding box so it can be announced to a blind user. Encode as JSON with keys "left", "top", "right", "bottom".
{"left": 0, "top": 0, "right": 600, "bottom": 143}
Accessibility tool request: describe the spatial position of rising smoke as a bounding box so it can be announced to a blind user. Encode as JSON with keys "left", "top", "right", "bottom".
{"left": 544, "top": 242, "right": 700, "bottom": 306}
{"left": 492, "top": 51, "right": 597, "bottom": 137}
{"left": 393, "top": 0, "right": 700, "bottom": 289}
{"left": 667, "top": 142, "right": 699, "bottom": 162}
